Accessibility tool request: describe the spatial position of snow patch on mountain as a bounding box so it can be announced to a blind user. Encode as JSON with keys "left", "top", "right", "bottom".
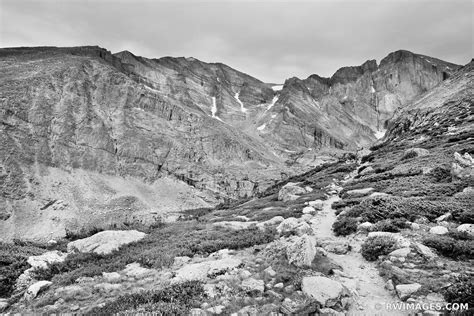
{"left": 211, "top": 96, "right": 223, "bottom": 121}
{"left": 266, "top": 96, "right": 279, "bottom": 111}
{"left": 234, "top": 92, "right": 247, "bottom": 113}
{"left": 374, "top": 129, "right": 386, "bottom": 139}
{"left": 272, "top": 85, "right": 283, "bottom": 91}
{"left": 257, "top": 124, "right": 266, "bottom": 131}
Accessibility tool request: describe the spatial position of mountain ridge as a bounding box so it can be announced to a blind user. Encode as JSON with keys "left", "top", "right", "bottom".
{"left": 0, "top": 44, "right": 468, "bottom": 242}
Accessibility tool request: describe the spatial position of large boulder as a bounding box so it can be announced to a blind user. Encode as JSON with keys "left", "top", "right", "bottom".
{"left": 452, "top": 152, "right": 474, "bottom": 178}
{"left": 24, "top": 280, "right": 52, "bottom": 301}
{"left": 278, "top": 183, "right": 308, "bottom": 202}
{"left": 277, "top": 217, "right": 313, "bottom": 236}
{"left": 256, "top": 216, "right": 285, "bottom": 230}
{"left": 302, "top": 276, "right": 348, "bottom": 307}
{"left": 457, "top": 224, "right": 474, "bottom": 236}
{"left": 429, "top": 226, "right": 448, "bottom": 235}
{"left": 67, "top": 230, "right": 146, "bottom": 255}
{"left": 285, "top": 234, "right": 317, "bottom": 267}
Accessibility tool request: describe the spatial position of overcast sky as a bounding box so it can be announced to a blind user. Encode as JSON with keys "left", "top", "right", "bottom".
{"left": 1, "top": 0, "right": 472, "bottom": 83}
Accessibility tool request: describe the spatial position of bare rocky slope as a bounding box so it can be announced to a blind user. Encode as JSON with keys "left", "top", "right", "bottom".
{"left": 0, "top": 46, "right": 461, "bottom": 242}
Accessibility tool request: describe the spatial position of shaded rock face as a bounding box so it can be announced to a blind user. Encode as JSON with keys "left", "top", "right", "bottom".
{"left": 259, "top": 50, "right": 460, "bottom": 152}
{"left": 0, "top": 46, "right": 285, "bottom": 241}
{"left": 385, "top": 61, "right": 473, "bottom": 142}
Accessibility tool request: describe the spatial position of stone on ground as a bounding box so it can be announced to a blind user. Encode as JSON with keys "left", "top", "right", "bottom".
{"left": 396, "top": 283, "right": 421, "bottom": 301}
{"left": 302, "top": 276, "right": 348, "bottom": 307}
{"left": 67, "top": 230, "right": 146, "bottom": 255}
{"left": 278, "top": 183, "right": 307, "bottom": 202}
{"left": 457, "top": 223, "right": 474, "bottom": 236}
{"left": 388, "top": 247, "right": 411, "bottom": 258}
{"left": 27, "top": 251, "right": 67, "bottom": 270}
{"left": 308, "top": 199, "right": 324, "bottom": 209}
{"left": 285, "top": 234, "right": 317, "bottom": 267}
{"left": 302, "top": 206, "right": 316, "bottom": 214}
{"left": 429, "top": 226, "right": 449, "bottom": 235}
{"left": 357, "top": 222, "right": 373, "bottom": 231}
{"left": 346, "top": 187, "right": 374, "bottom": 197}
{"left": 241, "top": 277, "right": 265, "bottom": 293}
{"left": 24, "top": 281, "right": 52, "bottom": 301}
{"left": 414, "top": 242, "right": 437, "bottom": 259}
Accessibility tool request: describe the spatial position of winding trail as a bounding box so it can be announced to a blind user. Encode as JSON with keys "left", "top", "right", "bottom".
{"left": 309, "top": 179, "right": 405, "bottom": 315}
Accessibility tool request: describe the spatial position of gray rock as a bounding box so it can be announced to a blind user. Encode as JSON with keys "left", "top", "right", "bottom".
{"left": 264, "top": 266, "right": 277, "bottom": 278}
{"left": 346, "top": 187, "right": 374, "bottom": 197}
{"left": 302, "top": 206, "right": 316, "bottom": 214}
{"left": 278, "top": 183, "right": 307, "bottom": 202}
{"left": 174, "top": 257, "right": 242, "bottom": 282}
{"left": 396, "top": 283, "right": 421, "bottom": 301}
{"left": 276, "top": 217, "right": 300, "bottom": 234}
{"left": 457, "top": 223, "right": 474, "bottom": 236}
{"left": 308, "top": 199, "right": 324, "bottom": 209}
{"left": 24, "top": 280, "right": 52, "bottom": 300}
{"left": 357, "top": 222, "right": 374, "bottom": 231}
{"left": 267, "top": 290, "right": 284, "bottom": 301}
{"left": 435, "top": 213, "right": 452, "bottom": 223}
{"left": 388, "top": 247, "right": 411, "bottom": 258}
{"left": 102, "top": 272, "right": 121, "bottom": 283}
{"left": 285, "top": 234, "right": 317, "bottom": 267}
{"left": 123, "top": 263, "right": 153, "bottom": 278}
{"left": 207, "top": 305, "right": 226, "bottom": 315}
{"left": 320, "top": 240, "right": 351, "bottom": 254}
{"left": 302, "top": 276, "right": 348, "bottom": 307}
{"left": 241, "top": 278, "right": 265, "bottom": 293}
{"left": 256, "top": 216, "right": 285, "bottom": 230}
{"left": 67, "top": 230, "right": 146, "bottom": 255}
{"left": 429, "top": 226, "right": 449, "bottom": 235}
{"left": 414, "top": 243, "right": 437, "bottom": 259}
{"left": 27, "top": 251, "right": 67, "bottom": 270}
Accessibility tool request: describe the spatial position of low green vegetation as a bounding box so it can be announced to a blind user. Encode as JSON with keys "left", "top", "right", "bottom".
{"left": 343, "top": 195, "right": 464, "bottom": 223}
{"left": 442, "top": 274, "right": 473, "bottom": 314}
{"left": 0, "top": 242, "right": 46, "bottom": 298}
{"left": 332, "top": 217, "right": 358, "bottom": 236}
{"left": 33, "top": 223, "right": 276, "bottom": 286}
{"left": 371, "top": 219, "right": 410, "bottom": 233}
{"left": 86, "top": 281, "right": 205, "bottom": 315}
{"left": 361, "top": 236, "right": 397, "bottom": 261}
{"left": 422, "top": 235, "right": 473, "bottom": 260}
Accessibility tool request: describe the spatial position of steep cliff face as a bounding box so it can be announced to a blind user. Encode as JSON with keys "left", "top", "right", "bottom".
{"left": 0, "top": 46, "right": 286, "bottom": 241}
{"left": 385, "top": 60, "right": 473, "bottom": 142}
{"left": 256, "top": 50, "right": 460, "bottom": 153}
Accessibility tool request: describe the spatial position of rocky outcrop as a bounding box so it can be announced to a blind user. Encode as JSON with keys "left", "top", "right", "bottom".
{"left": 259, "top": 50, "right": 460, "bottom": 152}
{"left": 67, "top": 230, "right": 146, "bottom": 254}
